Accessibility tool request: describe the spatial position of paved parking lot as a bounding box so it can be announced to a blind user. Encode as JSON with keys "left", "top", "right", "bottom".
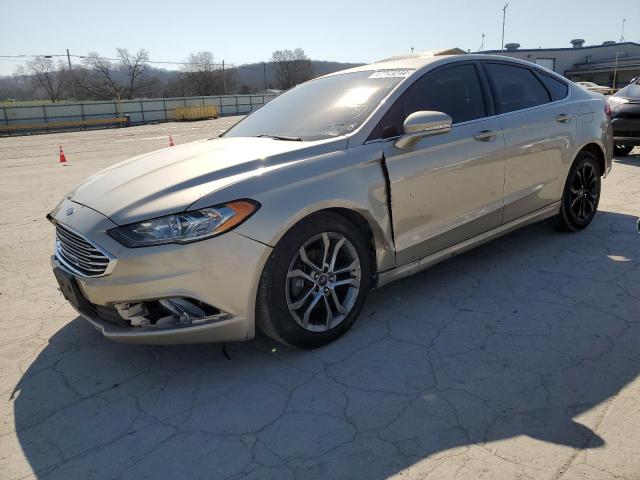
{"left": 0, "top": 120, "right": 639, "bottom": 480}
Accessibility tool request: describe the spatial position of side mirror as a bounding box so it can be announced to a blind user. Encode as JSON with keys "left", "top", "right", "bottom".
{"left": 395, "top": 111, "right": 452, "bottom": 149}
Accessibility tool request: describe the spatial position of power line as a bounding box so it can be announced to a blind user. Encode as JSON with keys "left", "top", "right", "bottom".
{"left": 0, "top": 52, "right": 270, "bottom": 70}
{"left": 0, "top": 53, "right": 208, "bottom": 66}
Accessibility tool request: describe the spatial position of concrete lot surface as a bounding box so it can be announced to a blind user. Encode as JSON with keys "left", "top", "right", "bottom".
{"left": 0, "top": 120, "right": 639, "bottom": 480}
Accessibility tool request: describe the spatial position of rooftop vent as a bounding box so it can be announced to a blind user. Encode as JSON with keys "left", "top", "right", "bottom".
{"left": 571, "top": 39, "right": 585, "bottom": 48}
{"left": 505, "top": 43, "right": 521, "bottom": 51}
{"left": 602, "top": 41, "right": 616, "bottom": 45}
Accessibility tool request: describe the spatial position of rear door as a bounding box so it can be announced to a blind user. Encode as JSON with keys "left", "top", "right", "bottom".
{"left": 482, "top": 62, "right": 574, "bottom": 223}
{"left": 371, "top": 61, "right": 506, "bottom": 266}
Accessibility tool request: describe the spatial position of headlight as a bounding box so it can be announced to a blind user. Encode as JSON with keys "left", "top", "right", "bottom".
{"left": 607, "top": 96, "right": 628, "bottom": 109}
{"left": 108, "top": 200, "right": 259, "bottom": 247}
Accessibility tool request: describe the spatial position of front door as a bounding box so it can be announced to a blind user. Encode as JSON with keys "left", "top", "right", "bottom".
{"left": 372, "top": 62, "right": 506, "bottom": 266}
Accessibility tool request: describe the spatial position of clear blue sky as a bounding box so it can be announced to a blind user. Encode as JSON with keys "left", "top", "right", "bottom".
{"left": 0, "top": 0, "right": 637, "bottom": 74}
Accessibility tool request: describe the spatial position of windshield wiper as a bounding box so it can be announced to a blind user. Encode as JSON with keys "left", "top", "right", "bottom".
{"left": 256, "top": 134, "right": 303, "bottom": 141}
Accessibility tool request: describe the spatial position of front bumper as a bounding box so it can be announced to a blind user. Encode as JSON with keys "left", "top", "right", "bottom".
{"left": 50, "top": 199, "right": 272, "bottom": 344}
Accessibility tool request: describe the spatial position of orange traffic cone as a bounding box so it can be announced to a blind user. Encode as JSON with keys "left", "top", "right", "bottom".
{"left": 169, "top": 135, "right": 175, "bottom": 147}
{"left": 59, "top": 146, "right": 67, "bottom": 165}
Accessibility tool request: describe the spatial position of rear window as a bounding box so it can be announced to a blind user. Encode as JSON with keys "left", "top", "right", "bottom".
{"left": 485, "top": 63, "right": 550, "bottom": 113}
{"left": 536, "top": 72, "right": 568, "bottom": 101}
{"left": 615, "top": 83, "right": 640, "bottom": 99}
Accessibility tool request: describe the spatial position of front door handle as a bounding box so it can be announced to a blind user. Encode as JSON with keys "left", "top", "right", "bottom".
{"left": 555, "top": 113, "right": 572, "bottom": 123}
{"left": 473, "top": 130, "right": 497, "bottom": 141}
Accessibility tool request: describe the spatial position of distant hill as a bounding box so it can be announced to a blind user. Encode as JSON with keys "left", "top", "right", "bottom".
{"left": 0, "top": 59, "right": 365, "bottom": 101}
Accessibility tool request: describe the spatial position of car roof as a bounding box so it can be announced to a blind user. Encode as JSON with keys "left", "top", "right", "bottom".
{"left": 321, "top": 50, "right": 562, "bottom": 78}
{"left": 324, "top": 49, "right": 467, "bottom": 76}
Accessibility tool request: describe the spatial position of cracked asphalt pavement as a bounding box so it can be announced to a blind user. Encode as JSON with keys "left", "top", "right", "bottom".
{"left": 1, "top": 119, "right": 639, "bottom": 479}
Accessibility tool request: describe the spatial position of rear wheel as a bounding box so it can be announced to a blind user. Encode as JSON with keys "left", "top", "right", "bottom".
{"left": 547, "top": 151, "right": 601, "bottom": 232}
{"left": 614, "top": 145, "right": 634, "bottom": 156}
{"left": 256, "top": 212, "right": 371, "bottom": 349}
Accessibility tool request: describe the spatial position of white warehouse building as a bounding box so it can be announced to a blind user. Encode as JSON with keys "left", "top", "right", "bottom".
{"left": 483, "top": 40, "right": 640, "bottom": 88}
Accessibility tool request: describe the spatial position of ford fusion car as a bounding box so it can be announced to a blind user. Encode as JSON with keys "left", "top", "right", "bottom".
{"left": 49, "top": 50, "right": 613, "bottom": 348}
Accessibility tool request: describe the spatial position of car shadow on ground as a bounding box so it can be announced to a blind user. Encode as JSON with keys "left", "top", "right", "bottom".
{"left": 11, "top": 211, "right": 640, "bottom": 479}
{"left": 613, "top": 152, "right": 640, "bottom": 167}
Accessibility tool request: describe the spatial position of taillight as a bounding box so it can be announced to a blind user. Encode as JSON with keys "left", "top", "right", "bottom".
{"left": 604, "top": 102, "right": 611, "bottom": 116}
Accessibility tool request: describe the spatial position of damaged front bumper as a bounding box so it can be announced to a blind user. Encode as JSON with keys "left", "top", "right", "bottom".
{"left": 50, "top": 199, "right": 272, "bottom": 345}
{"left": 50, "top": 253, "right": 262, "bottom": 345}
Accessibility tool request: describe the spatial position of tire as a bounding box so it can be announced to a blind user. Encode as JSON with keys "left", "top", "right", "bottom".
{"left": 256, "top": 212, "right": 372, "bottom": 349}
{"left": 614, "top": 145, "right": 634, "bottom": 157}
{"left": 546, "top": 150, "right": 601, "bottom": 232}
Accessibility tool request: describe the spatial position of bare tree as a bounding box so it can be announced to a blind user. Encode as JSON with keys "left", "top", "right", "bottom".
{"left": 270, "top": 48, "right": 313, "bottom": 90}
{"left": 80, "top": 49, "right": 152, "bottom": 99}
{"left": 183, "top": 51, "right": 221, "bottom": 95}
{"left": 117, "top": 48, "right": 151, "bottom": 98}
{"left": 18, "top": 57, "right": 68, "bottom": 102}
{"left": 181, "top": 52, "right": 238, "bottom": 95}
{"left": 80, "top": 52, "right": 122, "bottom": 99}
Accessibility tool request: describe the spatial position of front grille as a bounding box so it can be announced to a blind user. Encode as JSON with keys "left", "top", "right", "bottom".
{"left": 55, "top": 224, "right": 112, "bottom": 277}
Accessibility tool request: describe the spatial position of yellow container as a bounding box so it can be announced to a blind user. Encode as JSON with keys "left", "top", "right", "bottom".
{"left": 174, "top": 105, "right": 219, "bottom": 121}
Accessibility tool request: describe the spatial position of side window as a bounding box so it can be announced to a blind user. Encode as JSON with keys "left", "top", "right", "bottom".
{"left": 369, "top": 63, "right": 487, "bottom": 140}
{"left": 484, "top": 63, "right": 550, "bottom": 113}
{"left": 536, "top": 72, "right": 569, "bottom": 101}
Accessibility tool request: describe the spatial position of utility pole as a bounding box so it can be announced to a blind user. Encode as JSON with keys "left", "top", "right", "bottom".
{"left": 411, "top": 46, "right": 414, "bottom": 55}
{"left": 263, "top": 62, "right": 267, "bottom": 92}
{"left": 620, "top": 18, "right": 626, "bottom": 42}
{"left": 222, "top": 60, "right": 227, "bottom": 95}
{"left": 480, "top": 33, "right": 485, "bottom": 53}
{"left": 612, "top": 51, "right": 621, "bottom": 89}
{"left": 66, "top": 48, "right": 77, "bottom": 99}
{"left": 501, "top": 3, "right": 509, "bottom": 54}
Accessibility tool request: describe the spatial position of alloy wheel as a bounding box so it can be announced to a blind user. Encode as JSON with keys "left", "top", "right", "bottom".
{"left": 570, "top": 161, "right": 598, "bottom": 224}
{"left": 285, "top": 232, "right": 361, "bottom": 332}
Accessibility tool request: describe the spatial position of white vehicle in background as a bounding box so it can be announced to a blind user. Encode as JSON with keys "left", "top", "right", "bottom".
{"left": 576, "top": 81, "right": 614, "bottom": 95}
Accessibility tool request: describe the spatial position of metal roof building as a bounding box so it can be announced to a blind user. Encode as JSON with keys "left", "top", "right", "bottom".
{"left": 483, "top": 41, "right": 640, "bottom": 88}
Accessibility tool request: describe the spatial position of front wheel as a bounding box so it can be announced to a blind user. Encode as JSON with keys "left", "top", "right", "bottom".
{"left": 256, "top": 212, "right": 372, "bottom": 349}
{"left": 547, "top": 151, "right": 601, "bottom": 232}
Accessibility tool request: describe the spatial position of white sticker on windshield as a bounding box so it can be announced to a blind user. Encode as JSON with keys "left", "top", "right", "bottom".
{"left": 369, "top": 70, "right": 413, "bottom": 79}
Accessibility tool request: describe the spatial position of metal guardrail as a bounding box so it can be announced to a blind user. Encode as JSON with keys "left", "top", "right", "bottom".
{"left": 0, "top": 94, "right": 276, "bottom": 135}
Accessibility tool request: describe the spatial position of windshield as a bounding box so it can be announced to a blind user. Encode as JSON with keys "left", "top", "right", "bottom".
{"left": 223, "top": 70, "right": 411, "bottom": 141}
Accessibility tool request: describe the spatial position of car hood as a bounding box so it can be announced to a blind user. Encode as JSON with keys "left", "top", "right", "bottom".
{"left": 69, "top": 136, "right": 347, "bottom": 225}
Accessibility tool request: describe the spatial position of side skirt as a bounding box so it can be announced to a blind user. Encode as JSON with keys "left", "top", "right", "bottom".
{"left": 375, "top": 202, "right": 561, "bottom": 288}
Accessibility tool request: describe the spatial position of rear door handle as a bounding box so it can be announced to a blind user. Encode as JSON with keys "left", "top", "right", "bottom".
{"left": 473, "top": 129, "right": 497, "bottom": 141}
{"left": 555, "top": 113, "right": 572, "bottom": 123}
